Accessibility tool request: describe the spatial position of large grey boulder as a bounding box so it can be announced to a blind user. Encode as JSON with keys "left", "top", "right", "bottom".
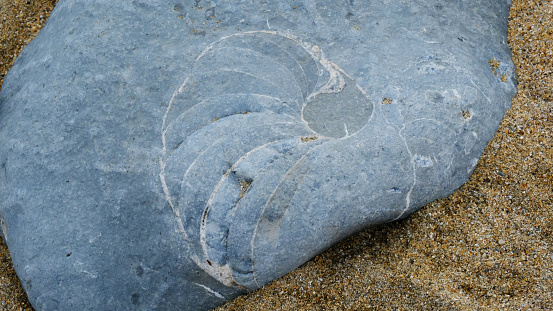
{"left": 0, "top": 0, "right": 515, "bottom": 310}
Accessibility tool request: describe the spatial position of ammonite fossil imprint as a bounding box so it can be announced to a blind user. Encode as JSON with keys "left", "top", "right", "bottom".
{"left": 160, "top": 31, "right": 388, "bottom": 289}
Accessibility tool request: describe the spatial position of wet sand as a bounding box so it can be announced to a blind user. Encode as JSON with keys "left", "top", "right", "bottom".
{"left": 1, "top": 0, "right": 551, "bottom": 310}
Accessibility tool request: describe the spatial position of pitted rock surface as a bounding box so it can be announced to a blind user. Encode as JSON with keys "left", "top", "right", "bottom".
{"left": 0, "top": 0, "right": 515, "bottom": 310}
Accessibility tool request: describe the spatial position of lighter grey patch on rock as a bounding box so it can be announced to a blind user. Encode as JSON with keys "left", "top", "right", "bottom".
{"left": 413, "top": 155, "right": 434, "bottom": 168}
{"left": 193, "top": 282, "right": 225, "bottom": 299}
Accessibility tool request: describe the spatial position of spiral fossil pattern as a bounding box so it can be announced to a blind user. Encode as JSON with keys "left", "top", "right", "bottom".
{"left": 159, "top": 30, "right": 406, "bottom": 289}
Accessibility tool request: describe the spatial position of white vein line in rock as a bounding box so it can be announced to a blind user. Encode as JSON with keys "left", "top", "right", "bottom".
{"left": 162, "top": 76, "right": 190, "bottom": 137}
{"left": 160, "top": 76, "right": 191, "bottom": 199}
{"left": 394, "top": 124, "right": 416, "bottom": 221}
{"left": 159, "top": 158, "right": 174, "bottom": 209}
{"left": 305, "top": 51, "right": 346, "bottom": 99}
{"left": 374, "top": 99, "right": 411, "bottom": 210}
{"left": 298, "top": 117, "right": 321, "bottom": 137}
{"left": 160, "top": 151, "right": 191, "bottom": 241}
{"left": 192, "top": 283, "right": 225, "bottom": 299}
{"left": 339, "top": 90, "right": 375, "bottom": 139}
{"left": 180, "top": 138, "right": 225, "bottom": 190}
{"left": 250, "top": 140, "right": 336, "bottom": 287}
{"left": 299, "top": 58, "right": 362, "bottom": 133}
{"left": 408, "top": 118, "right": 453, "bottom": 131}
{"left": 161, "top": 95, "right": 224, "bottom": 136}
{"left": 197, "top": 30, "right": 283, "bottom": 61}
{"left": 470, "top": 78, "right": 492, "bottom": 106}
{"left": 159, "top": 163, "right": 191, "bottom": 240}
{"left": 160, "top": 76, "right": 190, "bottom": 218}
{"left": 393, "top": 118, "right": 454, "bottom": 221}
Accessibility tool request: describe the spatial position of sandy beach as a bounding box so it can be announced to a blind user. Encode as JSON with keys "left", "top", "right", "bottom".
{"left": 1, "top": 0, "right": 551, "bottom": 310}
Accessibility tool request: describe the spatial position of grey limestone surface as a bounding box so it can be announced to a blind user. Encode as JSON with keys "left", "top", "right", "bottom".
{"left": 0, "top": 0, "right": 515, "bottom": 310}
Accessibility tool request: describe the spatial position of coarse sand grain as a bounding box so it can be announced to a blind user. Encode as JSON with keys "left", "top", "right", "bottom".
{"left": 1, "top": 1, "right": 551, "bottom": 310}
